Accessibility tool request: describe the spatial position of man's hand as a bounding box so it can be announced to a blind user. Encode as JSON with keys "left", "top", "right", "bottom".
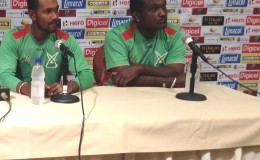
{"left": 112, "top": 65, "right": 142, "bottom": 87}
{"left": 45, "top": 83, "right": 63, "bottom": 97}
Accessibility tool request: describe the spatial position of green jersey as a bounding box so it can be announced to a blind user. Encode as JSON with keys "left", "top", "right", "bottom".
{"left": 104, "top": 21, "right": 186, "bottom": 85}
{"left": 0, "top": 24, "right": 94, "bottom": 92}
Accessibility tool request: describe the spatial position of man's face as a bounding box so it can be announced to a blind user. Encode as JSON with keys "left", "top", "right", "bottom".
{"left": 34, "top": 0, "right": 59, "bottom": 33}
{"left": 138, "top": 0, "right": 167, "bottom": 31}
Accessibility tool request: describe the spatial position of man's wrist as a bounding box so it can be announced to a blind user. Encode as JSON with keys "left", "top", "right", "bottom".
{"left": 67, "top": 81, "right": 79, "bottom": 94}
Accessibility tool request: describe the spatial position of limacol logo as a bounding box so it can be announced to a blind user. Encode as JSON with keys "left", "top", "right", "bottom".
{"left": 110, "top": 17, "right": 131, "bottom": 28}
{"left": 226, "top": 0, "right": 247, "bottom": 7}
{"left": 223, "top": 26, "right": 244, "bottom": 36}
{"left": 63, "top": 29, "right": 85, "bottom": 39}
{"left": 218, "top": 82, "right": 237, "bottom": 90}
{"left": 220, "top": 54, "right": 241, "bottom": 63}
{"left": 63, "top": 0, "right": 86, "bottom": 9}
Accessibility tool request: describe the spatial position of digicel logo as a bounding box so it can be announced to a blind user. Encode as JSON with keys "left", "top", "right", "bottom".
{"left": 86, "top": 18, "right": 109, "bottom": 28}
{"left": 242, "top": 44, "right": 260, "bottom": 53}
{"left": 181, "top": 27, "right": 201, "bottom": 36}
{"left": 240, "top": 71, "right": 260, "bottom": 80}
{"left": 12, "top": 0, "right": 27, "bottom": 9}
{"left": 85, "top": 48, "right": 98, "bottom": 57}
{"left": 246, "top": 16, "right": 260, "bottom": 25}
{"left": 182, "top": 0, "right": 204, "bottom": 7}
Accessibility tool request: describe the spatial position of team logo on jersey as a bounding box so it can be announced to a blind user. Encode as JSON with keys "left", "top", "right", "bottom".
{"left": 46, "top": 52, "right": 58, "bottom": 68}
{"left": 155, "top": 51, "right": 168, "bottom": 66}
{"left": 129, "top": 55, "right": 136, "bottom": 63}
{"left": 21, "top": 55, "right": 30, "bottom": 62}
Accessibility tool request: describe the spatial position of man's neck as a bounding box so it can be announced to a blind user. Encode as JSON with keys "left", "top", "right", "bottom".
{"left": 31, "top": 24, "right": 50, "bottom": 43}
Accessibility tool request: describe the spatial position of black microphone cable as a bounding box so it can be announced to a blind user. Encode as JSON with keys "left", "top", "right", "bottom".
{"left": 202, "top": 60, "right": 260, "bottom": 95}
{"left": 0, "top": 92, "right": 12, "bottom": 122}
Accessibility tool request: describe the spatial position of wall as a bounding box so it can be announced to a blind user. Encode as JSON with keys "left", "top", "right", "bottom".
{"left": 0, "top": 0, "right": 260, "bottom": 96}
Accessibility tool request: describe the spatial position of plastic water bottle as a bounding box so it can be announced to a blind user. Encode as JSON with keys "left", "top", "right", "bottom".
{"left": 31, "top": 58, "right": 45, "bottom": 105}
{"left": 185, "top": 59, "right": 201, "bottom": 93}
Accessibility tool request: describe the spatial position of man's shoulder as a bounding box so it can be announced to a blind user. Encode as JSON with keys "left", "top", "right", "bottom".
{"left": 162, "top": 23, "right": 182, "bottom": 36}
{"left": 106, "top": 21, "right": 134, "bottom": 40}
{"left": 9, "top": 24, "right": 30, "bottom": 40}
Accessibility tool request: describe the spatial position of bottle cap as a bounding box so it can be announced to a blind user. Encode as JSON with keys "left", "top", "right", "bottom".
{"left": 35, "top": 57, "right": 41, "bottom": 64}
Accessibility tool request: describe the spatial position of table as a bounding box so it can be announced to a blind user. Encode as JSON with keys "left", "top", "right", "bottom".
{"left": 0, "top": 84, "right": 260, "bottom": 160}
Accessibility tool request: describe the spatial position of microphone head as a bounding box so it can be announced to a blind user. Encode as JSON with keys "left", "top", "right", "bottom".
{"left": 182, "top": 34, "right": 192, "bottom": 44}
{"left": 55, "top": 40, "right": 63, "bottom": 49}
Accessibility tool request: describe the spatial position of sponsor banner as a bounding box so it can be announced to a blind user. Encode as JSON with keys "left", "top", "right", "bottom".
{"left": 202, "top": 16, "right": 224, "bottom": 26}
{"left": 89, "top": 39, "right": 105, "bottom": 46}
{"left": 239, "top": 71, "right": 260, "bottom": 80}
{"left": 0, "top": 0, "right": 11, "bottom": 9}
{"left": 0, "top": 18, "right": 11, "bottom": 30}
{"left": 248, "top": 0, "right": 260, "bottom": 7}
{"left": 243, "top": 90, "right": 258, "bottom": 96}
{"left": 12, "top": 0, "right": 27, "bottom": 9}
{"left": 167, "top": 8, "right": 178, "bottom": 15}
{"left": 62, "top": 29, "right": 85, "bottom": 39}
{"left": 177, "top": 8, "right": 192, "bottom": 15}
{"left": 76, "top": 9, "right": 93, "bottom": 17}
{"left": 223, "top": 26, "right": 245, "bottom": 36}
{"left": 181, "top": 0, "right": 204, "bottom": 7}
{"left": 241, "top": 53, "right": 260, "bottom": 63}
{"left": 217, "top": 64, "right": 246, "bottom": 71}
{"left": 238, "top": 80, "right": 258, "bottom": 91}
{"left": 85, "top": 47, "right": 98, "bottom": 58}
{"left": 111, "top": 0, "right": 129, "bottom": 8}
{"left": 59, "top": 9, "right": 77, "bottom": 17}
{"left": 181, "top": 26, "right": 201, "bottom": 36}
{"left": 86, "top": 18, "right": 109, "bottom": 28}
{"left": 111, "top": 9, "right": 128, "bottom": 16}
{"left": 192, "top": 36, "right": 204, "bottom": 43}
{"left": 204, "top": 36, "right": 220, "bottom": 44}
{"left": 218, "top": 81, "right": 238, "bottom": 90}
{"left": 249, "top": 36, "right": 260, "bottom": 42}
{"left": 245, "top": 26, "right": 260, "bottom": 35}
{"left": 6, "top": 9, "right": 25, "bottom": 18}
{"left": 224, "top": 15, "right": 246, "bottom": 25}
{"left": 226, "top": 0, "right": 248, "bottom": 7}
{"left": 202, "top": 26, "right": 222, "bottom": 36}
{"left": 0, "top": 10, "right": 6, "bottom": 17}
{"left": 246, "top": 64, "right": 260, "bottom": 70}
{"left": 78, "top": 39, "right": 92, "bottom": 47}
{"left": 218, "top": 71, "right": 239, "bottom": 81}
{"left": 181, "top": 16, "right": 202, "bottom": 26}
{"left": 200, "top": 72, "right": 218, "bottom": 81}
{"left": 168, "top": 16, "right": 180, "bottom": 26}
{"left": 206, "top": 0, "right": 225, "bottom": 7}
{"left": 221, "top": 8, "right": 240, "bottom": 14}
{"left": 109, "top": 17, "right": 131, "bottom": 28}
{"left": 192, "top": 8, "right": 207, "bottom": 15}
{"left": 221, "top": 43, "right": 242, "bottom": 54}
{"left": 246, "top": 16, "right": 260, "bottom": 25}
{"left": 204, "top": 54, "right": 220, "bottom": 63}
{"left": 239, "top": 8, "right": 254, "bottom": 14}
{"left": 60, "top": 17, "right": 86, "bottom": 29}
{"left": 62, "top": 0, "right": 86, "bottom": 9}
{"left": 92, "top": 9, "right": 110, "bottom": 16}
{"left": 219, "top": 54, "right": 241, "bottom": 63}
{"left": 87, "top": 0, "right": 110, "bottom": 9}
{"left": 85, "top": 28, "right": 108, "bottom": 39}
{"left": 253, "top": 8, "right": 260, "bottom": 14}
{"left": 200, "top": 62, "right": 214, "bottom": 71}
{"left": 207, "top": 8, "right": 222, "bottom": 15}
{"left": 166, "top": 0, "right": 181, "bottom": 8}
{"left": 200, "top": 45, "right": 221, "bottom": 54}
{"left": 242, "top": 43, "right": 260, "bottom": 53}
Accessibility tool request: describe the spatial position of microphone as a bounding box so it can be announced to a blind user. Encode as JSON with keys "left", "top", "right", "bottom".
{"left": 182, "top": 35, "right": 208, "bottom": 63}
{"left": 0, "top": 86, "right": 10, "bottom": 102}
{"left": 55, "top": 40, "right": 74, "bottom": 57}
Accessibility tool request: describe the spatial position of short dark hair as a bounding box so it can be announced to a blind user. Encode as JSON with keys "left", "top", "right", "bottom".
{"left": 130, "top": 0, "right": 143, "bottom": 13}
{"left": 27, "top": 0, "right": 39, "bottom": 10}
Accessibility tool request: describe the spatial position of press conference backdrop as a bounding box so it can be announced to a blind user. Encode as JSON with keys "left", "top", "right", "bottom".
{"left": 0, "top": 0, "right": 260, "bottom": 96}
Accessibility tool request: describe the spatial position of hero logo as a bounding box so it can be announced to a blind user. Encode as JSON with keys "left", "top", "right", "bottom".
{"left": 86, "top": 18, "right": 109, "bottom": 28}
{"left": 110, "top": 17, "right": 131, "bottom": 28}
{"left": 63, "top": 20, "right": 85, "bottom": 28}
{"left": 113, "top": 0, "right": 129, "bottom": 6}
{"left": 242, "top": 44, "right": 260, "bottom": 53}
{"left": 222, "top": 45, "right": 241, "bottom": 52}
{"left": 223, "top": 26, "right": 244, "bottom": 36}
{"left": 220, "top": 54, "right": 241, "bottom": 63}
{"left": 12, "top": 0, "right": 27, "bottom": 9}
{"left": 240, "top": 71, "right": 260, "bottom": 80}
{"left": 246, "top": 16, "right": 260, "bottom": 25}
{"left": 218, "top": 73, "right": 238, "bottom": 80}
{"left": 63, "top": 0, "right": 86, "bottom": 9}
{"left": 182, "top": 0, "right": 204, "bottom": 7}
{"left": 85, "top": 48, "right": 98, "bottom": 57}
{"left": 181, "top": 27, "right": 201, "bottom": 36}
{"left": 225, "top": 17, "right": 245, "bottom": 24}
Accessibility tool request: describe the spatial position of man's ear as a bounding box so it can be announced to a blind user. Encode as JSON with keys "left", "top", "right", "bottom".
{"left": 132, "top": 11, "right": 140, "bottom": 22}
{"left": 28, "top": 9, "right": 36, "bottom": 21}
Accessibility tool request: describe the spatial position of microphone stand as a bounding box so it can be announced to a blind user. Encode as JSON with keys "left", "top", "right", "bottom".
{"left": 51, "top": 50, "right": 79, "bottom": 103}
{"left": 176, "top": 51, "right": 207, "bottom": 101}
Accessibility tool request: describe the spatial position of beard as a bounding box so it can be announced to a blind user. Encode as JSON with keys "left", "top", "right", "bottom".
{"left": 35, "top": 19, "right": 57, "bottom": 34}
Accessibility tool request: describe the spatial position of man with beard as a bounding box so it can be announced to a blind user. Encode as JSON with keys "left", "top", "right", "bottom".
{"left": 102, "top": 0, "right": 186, "bottom": 88}
{"left": 0, "top": 0, "right": 94, "bottom": 97}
